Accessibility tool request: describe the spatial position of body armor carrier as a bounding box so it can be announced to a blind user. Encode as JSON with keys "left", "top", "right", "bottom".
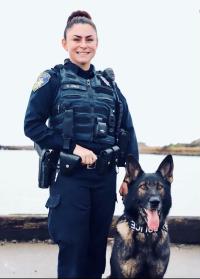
{"left": 49, "top": 67, "right": 118, "bottom": 145}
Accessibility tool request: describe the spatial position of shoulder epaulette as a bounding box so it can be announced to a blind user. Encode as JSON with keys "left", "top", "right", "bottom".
{"left": 47, "top": 64, "right": 63, "bottom": 76}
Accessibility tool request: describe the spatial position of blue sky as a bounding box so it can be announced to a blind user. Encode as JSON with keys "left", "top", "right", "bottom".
{"left": 0, "top": 0, "right": 199, "bottom": 146}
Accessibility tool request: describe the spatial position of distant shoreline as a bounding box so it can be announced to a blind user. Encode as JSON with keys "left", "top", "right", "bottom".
{"left": 139, "top": 144, "right": 200, "bottom": 156}
{"left": 1, "top": 144, "right": 200, "bottom": 156}
{"left": 0, "top": 145, "right": 34, "bottom": 151}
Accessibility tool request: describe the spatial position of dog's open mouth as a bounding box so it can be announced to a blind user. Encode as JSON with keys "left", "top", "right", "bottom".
{"left": 144, "top": 209, "right": 160, "bottom": 232}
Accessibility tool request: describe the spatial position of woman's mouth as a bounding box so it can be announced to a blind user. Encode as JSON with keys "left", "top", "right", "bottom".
{"left": 76, "top": 51, "right": 90, "bottom": 55}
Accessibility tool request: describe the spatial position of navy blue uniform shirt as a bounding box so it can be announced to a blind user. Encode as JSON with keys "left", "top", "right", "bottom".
{"left": 24, "top": 60, "right": 139, "bottom": 162}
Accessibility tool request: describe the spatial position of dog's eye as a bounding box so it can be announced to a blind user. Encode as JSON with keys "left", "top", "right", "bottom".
{"left": 139, "top": 184, "right": 148, "bottom": 190}
{"left": 157, "top": 184, "right": 163, "bottom": 190}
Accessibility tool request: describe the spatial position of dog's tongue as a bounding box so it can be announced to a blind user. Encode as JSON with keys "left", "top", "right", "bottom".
{"left": 146, "top": 210, "right": 159, "bottom": 231}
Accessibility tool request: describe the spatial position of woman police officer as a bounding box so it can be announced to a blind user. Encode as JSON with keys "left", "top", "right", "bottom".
{"left": 24, "top": 10, "right": 138, "bottom": 278}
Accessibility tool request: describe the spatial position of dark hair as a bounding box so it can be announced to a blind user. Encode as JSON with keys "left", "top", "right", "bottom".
{"left": 64, "top": 10, "right": 97, "bottom": 39}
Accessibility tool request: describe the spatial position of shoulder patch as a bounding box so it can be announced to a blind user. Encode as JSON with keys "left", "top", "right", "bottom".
{"left": 32, "top": 72, "right": 51, "bottom": 92}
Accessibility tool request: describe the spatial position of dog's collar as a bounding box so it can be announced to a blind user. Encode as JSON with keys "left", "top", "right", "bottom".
{"left": 123, "top": 215, "right": 168, "bottom": 234}
{"left": 129, "top": 219, "right": 168, "bottom": 234}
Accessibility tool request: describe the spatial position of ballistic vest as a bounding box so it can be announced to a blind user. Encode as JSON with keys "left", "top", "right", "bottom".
{"left": 49, "top": 66, "right": 117, "bottom": 146}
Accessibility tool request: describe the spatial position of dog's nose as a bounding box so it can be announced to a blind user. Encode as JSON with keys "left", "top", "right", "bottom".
{"left": 149, "top": 197, "right": 160, "bottom": 209}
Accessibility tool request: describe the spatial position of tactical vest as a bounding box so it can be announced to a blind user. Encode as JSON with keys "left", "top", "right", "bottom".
{"left": 49, "top": 67, "right": 117, "bottom": 146}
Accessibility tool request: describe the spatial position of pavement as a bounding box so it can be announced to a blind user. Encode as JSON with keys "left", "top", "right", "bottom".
{"left": 0, "top": 240, "right": 200, "bottom": 278}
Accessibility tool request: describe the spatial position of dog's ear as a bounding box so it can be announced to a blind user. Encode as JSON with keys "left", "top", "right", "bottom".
{"left": 126, "top": 154, "right": 144, "bottom": 183}
{"left": 156, "top": 154, "right": 174, "bottom": 183}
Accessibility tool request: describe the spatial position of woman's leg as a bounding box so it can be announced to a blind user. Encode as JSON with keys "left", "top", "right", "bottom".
{"left": 46, "top": 172, "right": 91, "bottom": 278}
{"left": 86, "top": 169, "right": 117, "bottom": 278}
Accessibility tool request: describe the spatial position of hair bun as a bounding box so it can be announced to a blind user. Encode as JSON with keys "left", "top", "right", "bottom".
{"left": 67, "top": 10, "right": 92, "bottom": 24}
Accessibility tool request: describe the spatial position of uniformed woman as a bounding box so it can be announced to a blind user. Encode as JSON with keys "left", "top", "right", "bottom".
{"left": 24, "top": 10, "right": 138, "bottom": 278}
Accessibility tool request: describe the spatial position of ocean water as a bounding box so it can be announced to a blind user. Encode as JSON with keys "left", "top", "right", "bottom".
{"left": 0, "top": 151, "right": 199, "bottom": 216}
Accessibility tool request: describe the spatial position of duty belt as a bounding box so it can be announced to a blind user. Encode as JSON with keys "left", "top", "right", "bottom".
{"left": 60, "top": 145, "right": 120, "bottom": 175}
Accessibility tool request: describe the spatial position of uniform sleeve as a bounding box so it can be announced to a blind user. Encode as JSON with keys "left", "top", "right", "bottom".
{"left": 116, "top": 85, "right": 139, "bottom": 162}
{"left": 24, "top": 72, "right": 63, "bottom": 150}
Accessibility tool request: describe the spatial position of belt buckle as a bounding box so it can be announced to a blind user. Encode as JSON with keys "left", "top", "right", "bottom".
{"left": 86, "top": 162, "right": 96, "bottom": 169}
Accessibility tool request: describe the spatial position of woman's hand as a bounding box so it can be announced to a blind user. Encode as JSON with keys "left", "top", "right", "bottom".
{"left": 119, "top": 181, "right": 129, "bottom": 196}
{"left": 73, "top": 144, "right": 97, "bottom": 165}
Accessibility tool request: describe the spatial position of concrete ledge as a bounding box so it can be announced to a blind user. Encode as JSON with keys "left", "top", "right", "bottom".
{"left": 0, "top": 215, "right": 200, "bottom": 244}
{"left": 0, "top": 215, "right": 48, "bottom": 241}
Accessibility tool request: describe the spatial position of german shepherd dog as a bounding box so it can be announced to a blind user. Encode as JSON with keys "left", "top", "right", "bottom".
{"left": 110, "top": 154, "right": 174, "bottom": 278}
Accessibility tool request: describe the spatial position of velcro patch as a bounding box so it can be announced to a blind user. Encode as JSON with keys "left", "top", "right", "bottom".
{"left": 32, "top": 72, "right": 51, "bottom": 92}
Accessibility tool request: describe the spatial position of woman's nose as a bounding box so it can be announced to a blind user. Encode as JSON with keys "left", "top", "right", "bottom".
{"left": 80, "top": 40, "right": 87, "bottom": 48}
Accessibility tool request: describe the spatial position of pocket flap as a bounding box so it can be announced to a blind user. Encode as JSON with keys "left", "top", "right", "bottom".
{"left": 45, "top": 194, "right": 61, "bottom": 208}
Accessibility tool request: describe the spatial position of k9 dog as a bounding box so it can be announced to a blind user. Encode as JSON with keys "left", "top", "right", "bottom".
{"left": 110, "top": 154, "right": 174, "bottom": 278}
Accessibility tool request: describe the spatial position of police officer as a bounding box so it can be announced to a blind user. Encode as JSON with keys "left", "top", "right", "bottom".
{"left": 24, "top": 10, "right": 138, "bottom": 279}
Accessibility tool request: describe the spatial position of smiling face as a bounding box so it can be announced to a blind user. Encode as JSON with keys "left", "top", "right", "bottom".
{"left": 62, "top": 23, "right": 98, "bottom": 70}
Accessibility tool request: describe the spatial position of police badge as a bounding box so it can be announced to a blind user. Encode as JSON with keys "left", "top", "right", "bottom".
{"left": 32, "top": 72, "right": 51, "bottom": 92}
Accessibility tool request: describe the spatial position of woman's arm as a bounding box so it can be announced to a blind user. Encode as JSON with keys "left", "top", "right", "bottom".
{"left": 116, "top": 85, "right": 139, "bottom": 162}
{"left": 24, "top": 71, "right": 64, "bottom": 150}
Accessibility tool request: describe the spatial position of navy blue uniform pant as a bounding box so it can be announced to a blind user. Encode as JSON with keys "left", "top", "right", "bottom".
{"left": 46, "top": 167, "right": 117, "bottom": 278}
